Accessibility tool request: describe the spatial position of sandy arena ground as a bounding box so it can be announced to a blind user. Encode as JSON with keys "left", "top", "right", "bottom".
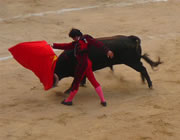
{"left": 0, "top": 0, "right": 180, "bottom": 140}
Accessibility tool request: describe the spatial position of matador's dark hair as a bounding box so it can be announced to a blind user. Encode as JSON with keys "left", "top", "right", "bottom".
{"left": 69, "top": 28, "right": 83, "bottom": 38}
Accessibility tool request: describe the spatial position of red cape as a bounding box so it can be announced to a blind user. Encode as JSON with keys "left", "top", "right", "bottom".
{"left": 9, "top": 40, "right": 57, "bottom": 90}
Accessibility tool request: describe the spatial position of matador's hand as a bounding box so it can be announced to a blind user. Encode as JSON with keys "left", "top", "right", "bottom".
{"left": 107, "top": 50, "right": 114, "bottom": 59}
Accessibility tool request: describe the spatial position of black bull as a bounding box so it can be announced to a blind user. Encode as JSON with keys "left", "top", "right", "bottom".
{"left": 54, "top": 35, "right": 162, "bottom": 92}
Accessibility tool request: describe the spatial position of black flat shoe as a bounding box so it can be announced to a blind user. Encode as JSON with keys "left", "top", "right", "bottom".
{"left": 61, "top": 99, "right": 73, "bottom": 106}
{"left": 101, "top": 101, "right": 107, "bottom": 107}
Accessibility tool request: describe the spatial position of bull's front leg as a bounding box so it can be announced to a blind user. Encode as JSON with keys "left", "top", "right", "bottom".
{"left": 80, "top": 76, "right": 86, "bottom": 87}
{"left": 64, "top": 83, "right": 73, "bottom": 94}
{"left": 64, "top": 76, "right": 87, "bottom": 94}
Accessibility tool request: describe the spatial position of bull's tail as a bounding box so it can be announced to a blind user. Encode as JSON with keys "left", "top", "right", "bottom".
{"left": 128, "top": 35, "right": 141, "bottom": 45}
{"left": 141, "top": 53, "right": 162, "bottom": 69}
{"left": 128, "top": 36, "right": 162, "bottom": 69}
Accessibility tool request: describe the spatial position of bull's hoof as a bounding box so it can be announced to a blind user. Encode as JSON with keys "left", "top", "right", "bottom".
{"left": 149, "top": 85, "right": 153, "bottom": 89}
{"left": 80, "top": 83, "right": 86, "bottom": 87}
{"left": 101, "top": 101, "right": 107, "bottom": 107}
{"left": 148, "top": 82, "right": 153, "bottom": 89}
{"left": 61, "top": 100, "right": 73, "bottom": 106}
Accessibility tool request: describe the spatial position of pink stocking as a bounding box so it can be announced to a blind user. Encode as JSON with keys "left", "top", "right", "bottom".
{"left": 95, "top": 86, "right": 106, "bottom": 102}
{"left": 65, "top": 90, "right": 78, "bottom": 102}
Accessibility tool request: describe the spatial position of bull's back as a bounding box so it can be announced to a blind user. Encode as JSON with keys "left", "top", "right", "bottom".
{"left": 88, "top": 35, "right": 141, "bottom": 70}
{"left": 97, "top": 35, "right": 139, "bottom": 50}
